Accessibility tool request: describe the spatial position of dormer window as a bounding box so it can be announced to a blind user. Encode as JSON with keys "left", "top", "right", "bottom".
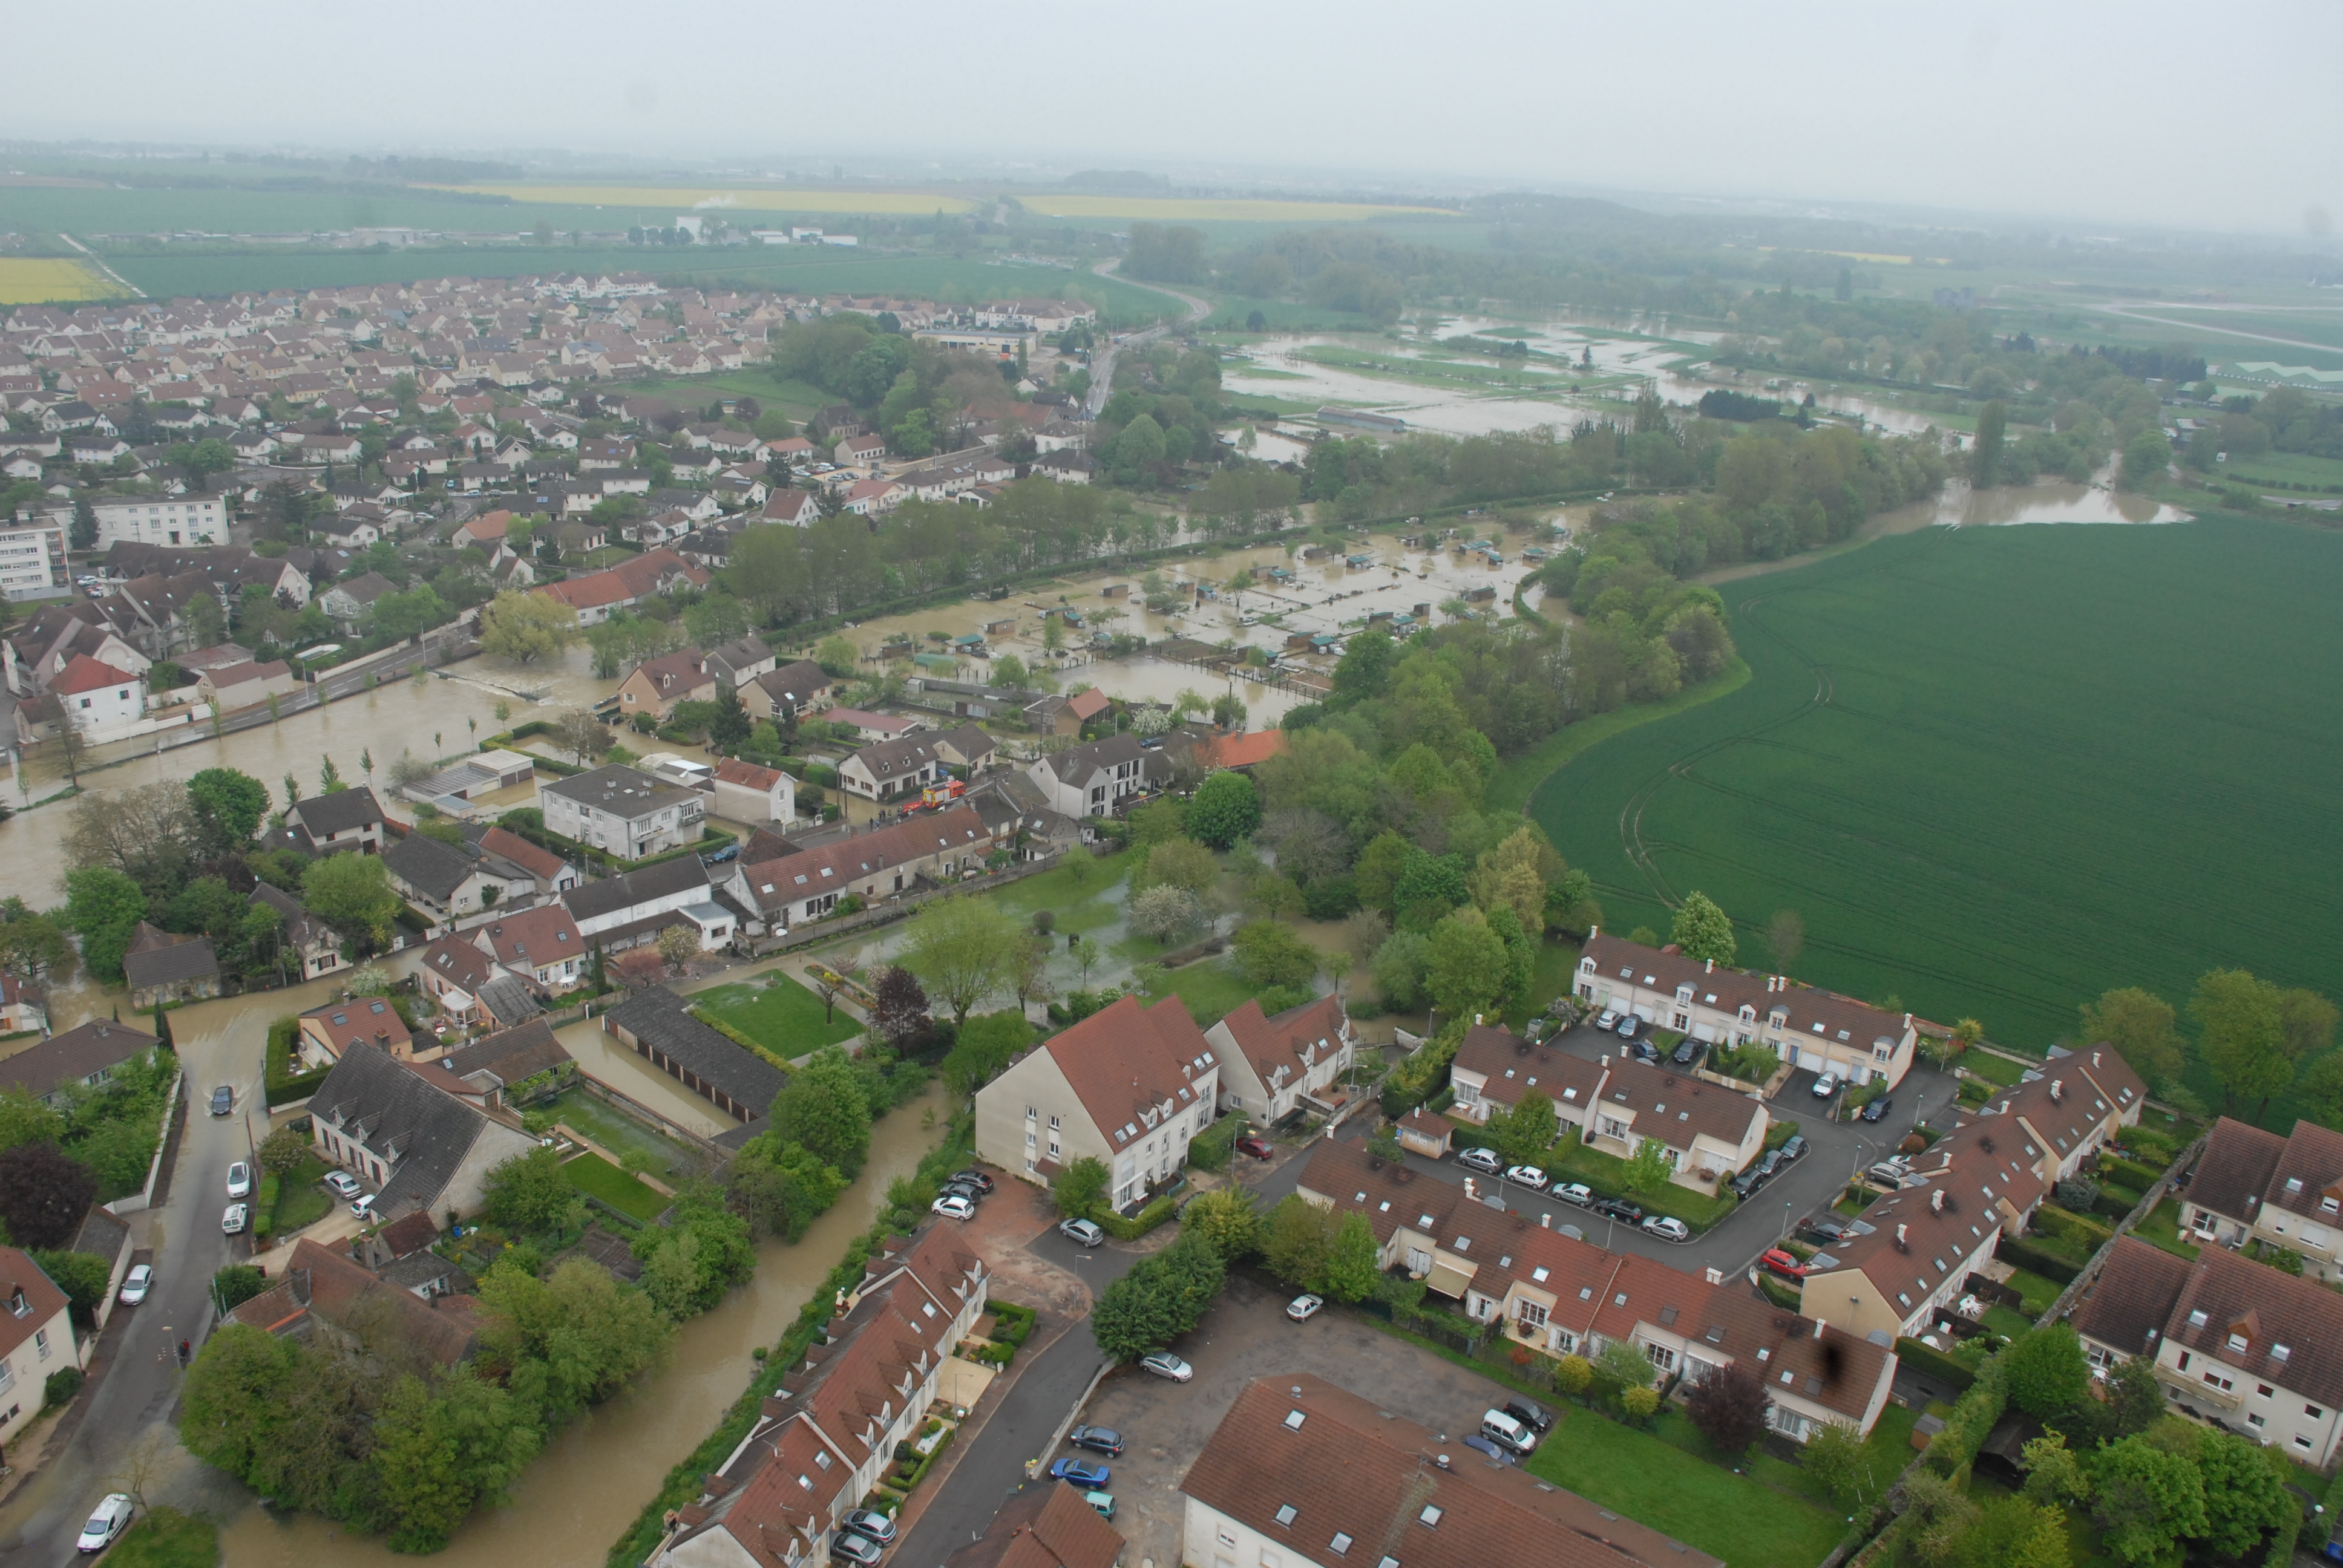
{"left": 2188, "top": 1309, "right": 2209, "bottom": 1330}
{"left": 2228, "top": 1333, "right": 2250, "bottom": 1353}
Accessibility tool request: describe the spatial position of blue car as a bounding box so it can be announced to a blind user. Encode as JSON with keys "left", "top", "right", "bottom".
{"left": 1049, "top": 1457, "right": 1110, "bottom": 1488}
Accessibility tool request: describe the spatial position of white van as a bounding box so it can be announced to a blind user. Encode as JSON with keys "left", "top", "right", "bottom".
{"left": 1480, "top": 1408, "right": 1537, "bottom": 1457}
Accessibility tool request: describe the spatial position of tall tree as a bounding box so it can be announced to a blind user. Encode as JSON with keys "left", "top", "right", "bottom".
{"left": 1669, "top": 890, "right": 1737, "bottom": 965}
{"left": 770, "top": 1048, "right": 873, "bottom": 1177}
{"left": 62, "top": 867, "right": 148, "bottom": 983}
{"left": 1322, "top": 1212, "right": 1380, "bottom": 1303}
{"left": 1423, "top": 907, "right": 1509, "bottom": 1021}
{"left": 2076, "top": 988, "right": 2184, "bottom": 1089}
{"left": 301, "top": 852, "right": 401, "bottom": 952}
{"left": 0, "top": 1142, "right": 100, "bottom": 1249}
{"left": 901, "top": 895, "right": 1021, "bottom": 1025}
{"left": 476, "top": 590, "right": 580, "bottom": 664}
{"left": 2191, "top": 969, "right": 2292, "bottom": 1119}
{"left": 1971, "top": 400, "right": 2008, "bottom": 489}
{"left": 1186, "top": 770, "right": 1261, "bottom": 850}
{"left": 1682, "top": 1361, "right": 1770, "bottom": 1456}
{"left": 187, "top": 767, "right": 270, "bottom": 854}
{"left": 709, "top": 679, "right": 751, "bottom": 749}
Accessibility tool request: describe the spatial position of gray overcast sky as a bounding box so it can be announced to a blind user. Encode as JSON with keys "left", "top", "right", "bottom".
{"left": 8, "top": 0, "right": 2338, "bottom": 235}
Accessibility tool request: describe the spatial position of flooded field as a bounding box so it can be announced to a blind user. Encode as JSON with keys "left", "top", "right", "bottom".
{"left": 215, "top": 1082, "right": 946, "bottom": 1568}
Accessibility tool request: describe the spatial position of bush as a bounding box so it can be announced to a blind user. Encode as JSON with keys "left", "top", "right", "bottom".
{"left": 44, "top": 1365, "right": 84, "bottom": 1409}
{"left": 1098, "top": 1194, "right": 1178, "bottom": 1240}
{"left": 1996, "top": 1235, "right": 2083, "bottom": 1284}
{"left": 1188, "top": 1117, "right": 1236, "bottom": 1172}
{"left": 1922, "top": 1336, "right": 2013, "bottom": 1477}
{"left": 2053, "top": 1177, "right": 2100, "bottom": 1211}
{"left": 2099, "top": 1153, "right": 2165, "bottom": 1191}
{"left": 1894, "top": 1336, "right": 1981, "bottom": 1394}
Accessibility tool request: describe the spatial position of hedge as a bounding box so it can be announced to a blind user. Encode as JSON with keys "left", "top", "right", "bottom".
{"left": 1921, "top": 1336, "right": 2013, "bottom": 1478}
{"left": 253, "top": 1174, "right": 282, "bottom": 1238}
{"left": 984, "top": 1299, "right": 1037, "bottom": 1348}
{"left": 2098, "top": 1154, "right": 2165, "bottom": 1191}
{"left": 1893, "top": 1336, "right": 1980, "bottom": 1394}
{"left": 1099, "top": 1194, "right": 1177, "bottom": 1241}
{"left": 265, "top": 1016, "right": 333, "bottom": 1107}
{"left": 2094, "top": 1184, "right": 2144, "bottom": 1220}
{"left": 2032, "top": 1203, "right": 2114, "bottom": 1251}
{"left": 1994, "top": 1235, "right": 2082, "bottom": 1285}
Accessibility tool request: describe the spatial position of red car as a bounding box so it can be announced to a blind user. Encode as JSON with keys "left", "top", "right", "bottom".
{"left": 1234, "top": 1135, "right": 1275, "bottom": 1161}
{"left": 1760, "top": 1248, "right": 1808, "bottom": 1281}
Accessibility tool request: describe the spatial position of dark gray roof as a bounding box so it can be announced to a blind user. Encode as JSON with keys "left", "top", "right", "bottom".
{"left": 120, "top": 926, "right": 220, "bottom": 988}
{"left": 561, "top": 855, "right": 710, "bottom": 924}
{"left": 384, "top": 832, "right": 480, "bottom": 902}
{"left": 309, "top": 1044, "right": 491, "bottom": 1221}
{"left": 539, "top": 763, "right": 700, "bottom": 820}
{"left": 289, "top": 786, "right": 386, "bottom": 840}
{"left": 438, "top": 1019, "right": 571, "bottom": 1088}
{"left": 755, "top": 660, "right": 830, "bottom": 705}
{"left": 1037, "top": 732, "right": 1144, "bottom": 782}
{"left": 477, "top": 975, "right": 546, "bottom": 1029}
{"left": 0, "top": 1019, "right": 165, "bottom": 1103}
{"left": 72, "top": 1203, "right": 131, "bottom": 1263}
{"left": 249, "top": 880, "right": 335, "bottom": 950}
{"left": 605, "top": 985, "right": 787, "bottom": 1120}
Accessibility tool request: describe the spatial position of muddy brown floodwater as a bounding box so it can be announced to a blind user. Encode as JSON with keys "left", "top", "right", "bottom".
{"left": 214, "top": 1082, "right": 948, "bottom": 1568}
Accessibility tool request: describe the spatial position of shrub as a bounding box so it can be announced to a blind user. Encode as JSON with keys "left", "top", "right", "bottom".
{"left": 1996, "top": 1235, "right": 2082, "bottom": 1284}
{"left": 1923, "top": 1335, "right": 2014, "bottom": 1477}
{"left": 1893, "top": 1336, "right": 1980, "bottom": 1394}
{"left": 44, "top": 1365, "right": 83, "bottom": 1409}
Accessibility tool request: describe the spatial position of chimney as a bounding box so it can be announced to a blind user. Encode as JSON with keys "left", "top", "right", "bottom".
{"left": 2051, "top": 1079, "right": 2063, "bottom": 1102}
{"left": 1896, "top": 1223, "right": 1908, "bottom": 1246}
{"left": 1813, "top": 1317, "right": 1826, "bottom": 1340}
{"left": 1435, "top": 1453, "right": 1450, "bottom": 1469}
{"left": 1540, "top": 1213, "right": 1550, "bottom": 1229}
{"left": 1705, "top": 1267, "right": 1724, "bottom": 1285}
{"left": 1931, "top": 1189, "right": 1944, "bottom": 1214}
{"left": 1705, "top": 959, "right": 1713, "bottom": 973}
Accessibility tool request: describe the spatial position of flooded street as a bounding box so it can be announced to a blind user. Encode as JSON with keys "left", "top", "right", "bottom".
{"left": 214, "top": 1082, "right": 948, "bottom": 1568}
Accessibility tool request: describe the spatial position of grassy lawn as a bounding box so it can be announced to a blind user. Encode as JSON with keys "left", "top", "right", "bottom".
{"left": 693, "top": 973, "right": 862, "bottom": 1060}
{"left": 1960, "top": 1050, "right": 2032, "bottom": 1086}
{"left": 1524, "top": 1404, "right": 1843, "bottom": 1568}
{"left": 564, "top": 1152, "right": 669, "bottom": 1222}
{"left": 1503, "top": 939, "right": 1582, "bottom": 1030}
{"left": 106, "top": 1506, "right": 219, "bottom": 1568}
{"left": 270, "top": 1155, "right": 333, "bottom": 1235}
{"left": 2001, "top": 1266, "right": 2068, "bottom": 1315}
{"left": 547, "top": 1086, "right": 703, "bottom": 1182}
{"left": 1159, "top": 958, "right": 1271, "bottom": 1028}
{"left": 1541, "top": 1138, "right": 1739, "bottom": 1230}
{"left": 983, "top": 850, "right": 1130, "bottom": 938}
{"left": 2131, "top": 1198, "right": 2202, "bottom": 1260}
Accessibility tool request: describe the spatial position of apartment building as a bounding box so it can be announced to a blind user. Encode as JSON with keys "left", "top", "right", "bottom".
{"left": 539, "top": 763, "right": 706, "bottom": 859}
{"left": 0, "top": 516, "right": 70, "bottom": 601}
{"left": 1205, "top": 994, "right": 1356, "bottom": 1125}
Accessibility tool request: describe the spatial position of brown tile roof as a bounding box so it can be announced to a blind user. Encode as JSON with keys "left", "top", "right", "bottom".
{"left": 2261, "top": 1120, "right": 2343, "bottom": 1226}
{"left": 1043, "top": 993, "right": 1219, "bottom": 1152}
{"left": 470, "top": 905, "right": 582, "bottom": 971}
{"left": 2186, "top": 1117, "right": 2286, "bottom": 1225}
{"left": 1588, "top": 1055, "right": 1765, "bottom": 1159}
{"left": 436, "top": 1018, "right": 572, "bottom": 1089}
{"left": 2163, "top": 1246, "right": 2343, "bottom": 1410}
{"left": 420, "top": 933, "right": 501, "bottom": 993}
{"left": 1993, "top": 1069, "right": 2120, "bottom": 1170}
{"left": 1214, "top": 993, "right": 1349, "bottom": 1097}
{"left": 299, "top": 994, "right": 418, "bottom": 1057}
{"left": 0, "top": 1018, "right": 159, "bottom": 1102}
{"left": 1201, "top": 728, "right": 1285, "bottom": 769}
{"left": 714, "top": 757, "right": 785, "bottom": 791}
{"left": 1807, "top": 1126, "right": 2042, "bottom": 1315}
{"left": 1582, "top": 931, "right": 1910, "bottom": 1053}
{"left": 948, "top": 1482, "right": 1127, "bottom": 1568}
{"left": 626, "top": 646, "right": 710, "bottom": 699}
{"left": 0, "top": 1245, "right": 72, "bottom": 1364}
{"left": 733, "top": 805, "right": 993, "bottom": 914}
{"left": 226, "top": 1237, "right": 475, "bottom": 1366}
{"left": 479, "top": 825, "right": 569, "bottom": 883}
{"left": 2069, "top": 1236, "right": 2193, "bottom": 1359}
{"left": 1181, "top": 1373, "right": 1721, "bottom": 1568}
{"left": 2067, "top": 1044, "right": 2149, "bottom": 1122}
{"left": 1450, "top": 1025, "right": 1611, "bottom": 1120}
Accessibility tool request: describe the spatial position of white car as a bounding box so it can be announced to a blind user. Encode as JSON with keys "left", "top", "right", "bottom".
{"left": 221, "top": 1202, "right": 249, "bottom": 1235}
{"left": 324, "top": 1169, "right": 361, "bottom": 1199}
{"left": 226, "top": 1160, "right": 252, "bottom": 1199}
{"left": 349, "top": 1194, "right": 376, "bottom": 1221}
{"left": 1455, "top": 1146, "right": 1501, "bottom": 1175}
{"left": 1286, "top": 1293, "right": 1325, "bottom": 1322}
{"left": 1595, "top": 1010, "right": 1620, "bottom": 1031}
{"left": 1642, "top": 1215, "right": 1691, "bottom": 1243}
{"left": 77, "top": 1493, "right": 134, "bottom": 1553}
{"left": 117, "top": 1264, "right": 152, "bottom": 1306}
{"left": 1502, "top": 1165, "right": 1550, "bottom": 1191}
{"left": 1812, "top": 1073, "right": 1842, "bottom": 1100}
{"left": 931, "top": 1194, "right": 976, "bottom": 1220}
{"left": 1139, "top": 1350, "right": 1194, "bottom": 1382}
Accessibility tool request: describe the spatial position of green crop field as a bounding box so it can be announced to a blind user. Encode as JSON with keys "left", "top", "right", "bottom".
{"left": 1529, "top": 514, "right": 2343, "bottom": 1067}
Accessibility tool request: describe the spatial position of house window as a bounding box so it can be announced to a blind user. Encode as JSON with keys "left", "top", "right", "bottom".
{"left": 2309, "top": 1405, "right": 2327, "bottom": 1420}
{"left": 1647, "top": 1344, "right": 1675, "bottom": 1370}
{"left": 1516, "top": 1301, "right": 1548, "bottom": 1328}
{"left": 33, "top": 1329, "right": 49, "bottom": 1360}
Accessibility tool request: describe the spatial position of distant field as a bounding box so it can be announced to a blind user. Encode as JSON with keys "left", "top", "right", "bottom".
{"left": 1017, "top": 194, "right": 1457, "bottom": 223}
{"left": 438, "top": 183, "right": 980, "bottom": 215}
{"left": 0, "top": 256, "right": 117, "bottom": 302}
{"left": 1529, "top": 516, "right": 2343, "bottom": 1064}
{"left": 2223, "top": 449, "right": 2343, "bottom": 492}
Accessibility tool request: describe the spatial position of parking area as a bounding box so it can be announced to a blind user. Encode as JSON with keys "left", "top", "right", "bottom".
{"left": 1065, "top": 1275, "right": 1546, "bottom": 1568}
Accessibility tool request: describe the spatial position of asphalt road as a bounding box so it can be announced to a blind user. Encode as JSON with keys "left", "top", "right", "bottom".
{"left": 1083, "top": 259, "right": 1211, "bottom": 420}
{"left": 894, "top": 1224, "right": 1141, "bottom": 1568}
{"left": 0, "top": 1016, "right": 265, "bottom": 1563}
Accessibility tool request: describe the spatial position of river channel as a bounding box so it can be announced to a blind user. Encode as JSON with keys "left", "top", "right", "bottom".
{"left": 214, "top": 1080, "right": 947, "bottom": 1568}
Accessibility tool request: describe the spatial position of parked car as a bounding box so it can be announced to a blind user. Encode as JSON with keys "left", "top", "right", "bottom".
{"left": 1049, "top": 1457, "right": 1111, "bottom": 1488}
{"left": 324, "top": 1170, "right": 361, "bottom": 1199}
{"left": 1479, "top": 1408, "right": 1538, "bottom": 1457}
{"left": 1671, "top": 1037, "right": 1701, "bottom": 1066}
{"left": 1614, "top": 1014, "right": 1640, "bottom": 1040}
{"left": 1642, "top": 1215, "right": 1691, "bottom": 1243}
{"left": 1753, "top": 1149, "right": 1783, "bottom": 1180}
{"left": 226, "top": 1160, "right": 252, "bottom": 1199}
{"left": 1286, "top": 1293, "right": 1325, "bottom": 1322}
{"left": 221, "top": 1203, "right": 249, "bottom": 1235}
{"left": 77, "top": 1494, "right": 135, "bottom": 1554}
{"left": 1867, "top": 1161, "right": 1913, "bottom": 1188}
{"left": 949, "top": 1170, "right": 994, "bottom": 1194}
{"left": 1502, "top": 1395, "right": 1555, "bottom": 1433}
{"left": 1778, "top": 1134, "right": 1808, "bottom": 1164}
{"left": 1139, "top": 1350, "right": 1193, "bottom": 1382}
{"left": 1801, "top": 1216, "right": 1853, "bottom": 1246}
{"left": 1590, "top": 1196, "right": 1644, "bottom": 1223}
{"left": 1861, "top": 1094, "right": 1893, "bottom": 1123}
{"left": 931, "top": 1194, "right": 976, "bottom": 1221}
{"left": 1728, "top": 1166, "right": 1768, "bottom": 1200}
{"left": 1083, "top": 1491, "right": 1116, "bottom": 1520}
{"left": 1234, "top": 1135, "right": 1274, "bottom": 1161}
{"left": 1594, "top": 1010, "right": 1621, "bottom": 1031}
{"left": 831, "top": 1530, "right": 885, "bottom": 1566}
{"left": 841, "top": 1510, "right": 896, "bottom": 1546}
{"left": 702, "top": 844, "right": 740, "bottom": 864}
{"left": 1058, "top": 1217, "right": 1105, "bottom": 1247}
{"left": 1462, "top": 1433, "right": 1519, "bottom": 1466}
{"left": 117, "top": 1264, "right": 152, "bottom": 1307}
{"left": 1631, "top": 1039, "right": 1662, "bottom": 1065}
{"left": 1069, "top": 1424, "right": 1123, "bottom": 1455}
{"left": 1554, "top": 1182, "right": 1595, "bottom": 1207}
{"left": 349, "top": 1194, "right": 375, "bottom": 1221}
{"left": 939, "top": 1181, "right": 985, "bottom": 1205}
{"left": 1812, "top": 1073, "right": 1841, "bottom": 1099}
{"left": 1455, "top": 1146, "right": 1501, "bottom": 1174}
{"left": 1760, "top": 1247, "right": 1809, "bottom": 1281}
{"left": 1502, "top": 1165, "right": 1549, "bottom": 1191}
{"left": 209, "top": 1084, "right": 234, "bottom": 1116}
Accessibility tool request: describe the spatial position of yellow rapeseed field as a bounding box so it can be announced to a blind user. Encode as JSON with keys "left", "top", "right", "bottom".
{"left": 436, "top": 184, "right": 980, "bottom": 215}
{"left": 1020, "top": 194, "right": 1458, "bottom": 222}
{"left": 0, "top": 257, "right": 117, "bottom": 304}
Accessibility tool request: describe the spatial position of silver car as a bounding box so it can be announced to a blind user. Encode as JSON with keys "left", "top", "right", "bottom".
{"left": 1139, "top": 1350, "right": 1194, "bottom": 1382}
{"left": 221, "top": 1202, "right": 249, "bottom": 1235}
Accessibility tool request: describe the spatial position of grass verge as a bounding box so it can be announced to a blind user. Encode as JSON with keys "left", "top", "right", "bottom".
{"left": 692, "top": 973, "right": 862, "bottom": 1060}
{"left": 107, "top": 1506, "right": 220, "bottom": 1568}
{"left": 270, "top": 1155, "right": 332, "bottom": 1234}
{"left": 563, "top": 1152, "right": 669, "bottom": 1222}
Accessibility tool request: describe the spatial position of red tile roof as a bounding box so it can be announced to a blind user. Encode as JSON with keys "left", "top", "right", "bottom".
{"left": 50, "top": 652, "right": 136, "bottom": 695}
{"left": 1202, "top": 728, "right": 1286, "bottom": 769}
{"left": 469, "top": 905, "right": 582, "bottom": 970}
{"left": 1044, "top": 993, "right": 1220, "bottom": 1152}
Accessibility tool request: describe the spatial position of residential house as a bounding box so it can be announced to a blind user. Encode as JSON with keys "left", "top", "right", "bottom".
{"left": 820, "top": 707, "right": 923, "bottom": 743}
{"left": 561, "top": 853, "right": 724, "bottom": 950}
{"left": 2178, "top": 1117, "right": 2343, "bottom": 1282}
{"left": 431, "top": 1020, "right": 574, "bottom": 1113}
{"left": 48, "top": 653, "right": 146, "bottom": 737}
{"left": 1575, "top": 1054, "right": 1769, "bottom": 1197}
{"left": 722, "top": 805, "right": 1000, "bottom": 933}
{"left": 318, "top": 570, "right": 398, "bottom": 628}
{"left": 1199, "top": 728, "right": 1286, "bottom": 771}
{"left": 759, "top": 487, "right": 820, "bottom": 527}
{"left": 944, "top": 1481, "right": 1127, "bottom": 1568}
{"left": 222, "top": 1236, "right": 477, "bottom": 1367}
{"left": 974, "top": 993, "right": 1222, "bottom": 1207}
{"left": 121, "top": 921, "right": 222, "bottom": 1008}
{"left": 539, "top": 763, "right": 706, "bottom": 859}
{"left": 416, "top": 935, "right": 536, "bottom": 1036}
{"left": 2073, "top": 1237, "right": 2343, "bottom": 1466}
{"left": 295, "top": 994, "right": 423, "bottom": 1070}
{"left": 530, "top": 546, "right": 707, "bottom": 627}
{"left": 701, "top": 633, "right": 776, "bottom": 688}
{"left": 464, "top": 824, "right": 580, "bottom": 895}
{"left": 283, "top": 786, "right": 388, "bottom": 855}
{"left": 1295, "top": 1139, "right": 1898, "bottom": 1443}
{"left": 1980, "top": 1047, "right": 2149, "bottom": 1185}
{"left": 399, "top": 749, "right": 538, "bottom": 811}
{"left": 615, "top": 648, "right": 716, "bottom": 720}
{"left": 348, "top": 1212, "right": 471, "bottom": 1301}
{"left": 1446, "top": 1025, "right": 1611, "bottom": 1141}
{"left": 197, "top": 658, "right": 298, "bottom": 714}
{"left": 1023, "top": 685, "right": 1109, "bottom": 738}
{"left": 1181, "top": 1373, "right": 1723, "bottom": 1568}
{"left": 307, "top": 1042, "right": 537, "bottom": 1221}
{"left": 1573, "top": 930, "right": 1921, "bottom": 1089}
{"left": 1025, "top": 732, "right": 1150, "bottom": 818}
{"left": 0, "top": 1248, "right": 80, "bottom": 1446}
{"left": 604, "top": 985, "right": 787, "bottom": 1122}
{"left": 249, "top": 881, "right": 344, "bottom": 979}
{"left": 383, "top": 831, "right": 537, "bottom": 923}
{"left": 88, "top": 491, "right": 228, "bottom": 548}
{"left": 0, "top": 1019, "right": 160, "bottom": 1108}
{"left": 469, "top": 906, "right": 586, "bottom": 994}
{"left": 836, "top": 725, "right": 992, "bottom": 803}
{"left": 0, "top": 974, "right": 47, "bottom": 1037}
{"left": 650, "top": 1226, "right": 991, "bottom": 1568}
{"left": 1207, "top": 995, "right": 1357, "bottom": 1126}
{"left": 711, "top": 757, "right": 796, "bottom": 825}
{"left": 833, "top": 433, "right": 886, "bottom": 466}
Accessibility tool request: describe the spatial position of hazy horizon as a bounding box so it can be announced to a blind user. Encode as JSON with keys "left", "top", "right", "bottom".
{"left": 5, "top": 0, "right": 2338, "bottom": 238}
